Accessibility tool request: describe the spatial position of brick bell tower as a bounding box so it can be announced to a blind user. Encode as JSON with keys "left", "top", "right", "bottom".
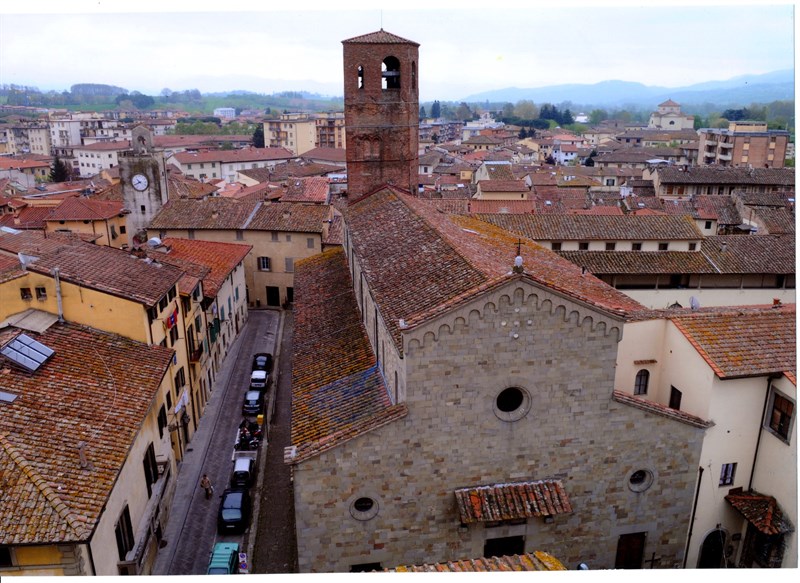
{"left": 342, "top": 29, "right": 419, "bottom": 197}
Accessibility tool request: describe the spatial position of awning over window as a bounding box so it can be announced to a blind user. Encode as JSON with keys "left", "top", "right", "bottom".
{"left": 454, "top": 480, "right": 572, "bottom": 524}
{"left": 725, "top": 490, "right": 794, "bottom": 535}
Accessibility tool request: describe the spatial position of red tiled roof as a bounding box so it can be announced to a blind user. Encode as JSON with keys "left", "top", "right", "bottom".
{"left": 281, "top": 176, "right": 329, "bottom": 203}
{"left": 246, "top": 202, "right": 329, "bottom": 233}
{"left": 0, "top": 322, "right": 174, "bottom": 545}
{"left": 46, "top": 197, "right": 125, "bottom": 221}
{"left": 726, "top": 490, "right": 794, "bottom": 535}
{"left": 323, "top": 213, "right": 343, "bottom": 246}
{"left": 301, "top": 147, "right": 347, "bottom": 163}
{"left": 612, "top": 391, "right": 713, "bottom": 428}
{"left": 149, "top": 198, "right": 259, "bottom": 230}
{"left": 172, "top": 147, "right": 294, "bottom": 165}
{"left": 25, "top": 242, "right": 184, "bottom": 307}
{"left": 478, "top": 179, "right": 528, "bottom": 193}
{"left": 0, "top": 205, "right": 53, "bottom": 230}
{"left": 390, "top": 551, "right": 566, "bottom": 572}
{"left": 289, "top": 248, "right": 406, "bottom": 463}
{"left": 342, "top": 29, "right": 419, "bottom": 45}
{"left": 0, "top": 229, "right": 90, "bottom": 256}
{"left": 454, "top": 480, "right": 572, "bottom": 524}
{"left": 669, "top": 304, "right": 796, "bottom": 378}
{"left": 0, "top": 158, "right": 50, "bottom": 170}
{"left": 159, "top": 238, "right": 251, "bottom": 298}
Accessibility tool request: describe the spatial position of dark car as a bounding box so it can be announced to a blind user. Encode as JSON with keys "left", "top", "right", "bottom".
{"left": 252, "top": 352, "right": 273, "bottom": 373}
{"left": 242, "top": 390, "right": 264, "bottom": 416}
{"left": 217, "top": 488, "right": 251, "bottom": 534}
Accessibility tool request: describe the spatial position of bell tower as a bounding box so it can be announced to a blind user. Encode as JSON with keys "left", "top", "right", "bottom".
{"left": 342, "top": 29, "right": 419, "bottom": 197}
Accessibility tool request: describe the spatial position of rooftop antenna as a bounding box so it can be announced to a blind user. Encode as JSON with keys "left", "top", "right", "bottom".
{"left": 512, "top": 239, "right": 524, "bottom": 274}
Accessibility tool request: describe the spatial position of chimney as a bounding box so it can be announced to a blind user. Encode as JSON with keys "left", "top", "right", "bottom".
{"left": 773, "top": 298, "right": 781, "bottom": 307}
{"left": 720, "top": 242, "right": 727, "bottom": 253}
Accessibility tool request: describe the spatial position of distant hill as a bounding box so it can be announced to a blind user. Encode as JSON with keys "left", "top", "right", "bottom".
{"left": 461, "top": 70, "right": 794, "bottom": 108}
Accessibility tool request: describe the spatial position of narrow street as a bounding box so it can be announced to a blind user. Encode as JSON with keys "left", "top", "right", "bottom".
{"left": 151, "top": 309, "right": 296, "bottom": 575}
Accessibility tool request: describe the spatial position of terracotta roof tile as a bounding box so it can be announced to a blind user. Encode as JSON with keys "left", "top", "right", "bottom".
{"left": 149, "top": 197, "right": 259, "bottom": 230}
{"left": 475, "top": 213, "right": 702, "bottom": 241}
{"left": 478, "top": 179, "right": 528, "bottom": 193}
{"left": 300, "top": 147, "right": 347, "bottom": 163}
{"left": 655, "top": 166, "right": 795, "bottom": 186}
{"left": 726, "top": 490, "right": 794, "bottom": 535}
{"left": 46, "top": 197, "right": 124, "bottom": 221}
{"left": 0, "top": 322, "right": 173, "bottom": 545}
{"left": 281, "top": 177, "right": 329, "bottom": 203}
{"left": 24, "top": 242, "right": 184, "bottom": 307}
{"left": 454, "top": 480, "right": 572, "bottom": 524}
{"left": 289, "top": 248, "right": 406, "bottom": 463}
{"left": 669, "top": 304, "right": 795, "bottom": 378}
{"left": 612, "top": 391, "right": 713, "bottom": 428}
{"left": 342, "top": 29, "right": 419, "bottom": 45}
{"left": 389, "top": 551, "right": 566, "bottom": 572}
{"left": 246, "top": 202, "right": 329, "bottom": 233}
{"left": 157, "top": 238, "right": 251, "bottom": 298}
{"left": 172, "top": 147, "right": 294, "bottom": 165}
{"left": 0, "top": 204, "right": 53, "bottom": 230}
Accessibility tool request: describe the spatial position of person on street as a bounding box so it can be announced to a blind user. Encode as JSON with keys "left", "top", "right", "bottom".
{"left": 200, "top": 474, "right": 213, "bottom": 499}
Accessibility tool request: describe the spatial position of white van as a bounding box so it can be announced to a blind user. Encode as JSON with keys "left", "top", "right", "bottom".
{"left": 249, "top": 370, "right": 268, "bottom": 390}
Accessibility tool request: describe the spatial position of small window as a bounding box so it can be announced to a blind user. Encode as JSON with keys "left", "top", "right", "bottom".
{"left": 628, "top": 468, "right": 654, "bottom": 492}
{"left": 188, "top": 229, "right": 195, "bottom": 240}
{"left": 767, "top": 390, "right": 794, "bottom": 442}
{"left": 271, "top": 232, "right": 279, "bottom": 242}
{"left": 719, "top": 463, "right": 737, "bottom": 487}
{"left": 634, "top": 370, "right": 649, "bottom": 395}
{"left": 285, "top": 234, "right": 292, "bottom": 242}
{"left": 551, "top": 242, "right": 562, "bottom": 251}
{"left": 158, "top": 405, "right": 167, "bottom": 439}
{"left": 236, "top": 230, "right": 244, "bottom": 241}
{"left": 258, "top": 257, "right": 272, "bottom": 271}
{"left": 143, "top": 442, "right": 158, "bottom": 498}
{"left": 114, "top": 505, "right": 135, "bottom": 562}
{"left": 704, "top": 221, "right": 712, "bottom": 229}
{"left": 605, "top": 242, "right": 616, "bottom": 251}
{"left": 307, "top": 237, "right": 315, "bottom": 249}
{"left": 493, "top": 387, "right": 531, "bottom": 422}
{"left": 350, "top": 496, "right": 379, "bottom": 521}
{"left": 285, "top": 258, "right": 295, "bottom": 273}
{"left": 0, "top": 546, "right": 12, "bottom": 567}
{"left": 689, "top": 243, "right": 697, "bottom": 251}
{"left": 35, "top": 286, "right": 47, "bottom": 301}
{"left": 632, "top": 242, "right": 642, "bottom": 251}
{"left": 669, "top": 386, "right": 682, "bottom": 410}
{"left": 578, "top": 242, "right": 589, "bottom": 250}
{"left": 20, "top": 287, "right": 32, "bottom": 301}
{"left": 140, "top": 204, "right": 146, "bottom": 215}
{"left": 658, "top": 242, "right": 669, "bottom": 251}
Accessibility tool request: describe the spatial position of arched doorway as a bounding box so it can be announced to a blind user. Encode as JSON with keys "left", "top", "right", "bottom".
{"left": 698, "top": 529, "right": 726, "bottom": 568}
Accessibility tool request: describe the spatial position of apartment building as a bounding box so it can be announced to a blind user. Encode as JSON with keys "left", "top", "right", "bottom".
{"left": 168, "top": 147, "right": 294, "bottom": 182}
{"left": 263, "top": 112, "right": 317, "bottom": 156}
{"left": 314, "top": 111, "right": 346, "bottom": 149}
{"left": 698, "top": 122, "right": 790, "bottom": 168}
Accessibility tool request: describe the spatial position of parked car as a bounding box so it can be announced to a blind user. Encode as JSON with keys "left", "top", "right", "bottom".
{"left": 249, "top": 370, "right": 268, "bottom": 391}
{"left": 252, "top": 352, "right": 273, "bottom": 373}
{"left": 206, "top": 542, "right": 239, "bottom": 574}
{"left": 217, "top": 489, "right": 251, "bottom": 534}
{"left": 242, "top": 390, "right": 264, "bottom": 416}
{"left": 231, "top": 454, "right": 257, "bottom": 488}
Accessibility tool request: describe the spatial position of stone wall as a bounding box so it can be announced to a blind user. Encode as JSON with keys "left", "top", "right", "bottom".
{"left": 293, "top": 280, "right": 704, "bottom": 572}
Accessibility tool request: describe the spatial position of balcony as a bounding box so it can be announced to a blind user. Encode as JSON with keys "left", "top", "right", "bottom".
{"left": 189, "top": 346, "right": 203, "bottom": 362}
{"left": 718, "top": 141, "right": 733, "bottom": 149}
{"left": 718, "top": 153, "right": 732, "bottom": 161}
{"left": 704, "top": 138, "right": 717, "bottom": 146}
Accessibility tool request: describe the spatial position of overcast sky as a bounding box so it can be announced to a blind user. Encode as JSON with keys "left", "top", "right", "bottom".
{"left": 0, "top": 0, "right": 794, "bottom": 102}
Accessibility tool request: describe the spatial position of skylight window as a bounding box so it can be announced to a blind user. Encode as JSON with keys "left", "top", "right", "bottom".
{"left": 1, "top": 333, "right": 54, "bottom": 372}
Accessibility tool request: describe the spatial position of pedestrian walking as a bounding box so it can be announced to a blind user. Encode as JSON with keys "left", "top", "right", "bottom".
{"left": 200, "top": 474, "right": 214, "bottom": 499}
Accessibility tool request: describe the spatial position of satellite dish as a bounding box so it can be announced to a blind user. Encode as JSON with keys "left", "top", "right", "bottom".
{"left": 147, "top": 237, "right": 162, "bottom": 248}
{"left": 690, "top": 296, "right": 700, "bottom": 310}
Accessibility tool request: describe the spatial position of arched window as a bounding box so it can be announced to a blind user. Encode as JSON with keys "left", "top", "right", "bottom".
{"left": 382, "top": 56, "right": 400, "bottom": 90}
{"left": 357, "top": 65, "right": 364, "bottom": 89}
{"left": 634, "top": 369, "right": 649, "bottom": 395}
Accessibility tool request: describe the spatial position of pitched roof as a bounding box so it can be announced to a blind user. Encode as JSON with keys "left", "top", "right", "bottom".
{"left": 281, "top": 177, "right": 329, "bottom": 203}
{"left": 389, "top": 551, "right": 566, "bottom": 572}
{"left": 171, "top": 147, "right": 294, "bottom": 165}
{"left": 612, "top": 391, "right": 713, "bottom": 428}
{"left": 300, "top": 147, "right": 347, "bottom": 163}
{"left": 0, "top": 204, "right": 54, "bottom": 230}
{"left": 669, "top": 304, "right": 795, "bottom": 379}
{"left": 0, "top": 322, "right": 173, "bottom": 545}
{"left": 0, "top": 229, "right": 92, "bottom": 257}
{"left": 478, "top": 179, "right": 528, "bottom": 193}
{"left": 345, "top": 187, "right": 645, "bottom": 353}
{"left": 289, "top": 248, "right": 407, "bottom": 463}
{"left": 149, "top": 198, "right": 259, "bottom": 230}
{"left": 726, "top": 490, "right": 795, "bottom": 535}
{"left": 342, "top": 29, "right": 419, "bottom": 46}
{"left": 655, "top": 166, "right": 795, "bottom": 186}
{"left": 475, "top": 214, "right": 702, "bottom": 241}
{"left": 24, "top": 242, "right": 184, "bottom": 307}
{"left": 454, "top": 480, "right": 572, "bottom": 524}
{"left": 246, "top": 202, "right": 329, "bottom": 233}
{"left": 46, "top": 197, "right": 125, "bottom": 221}
{"left": 158, "top": 238, "right": 252, "bottom": 298}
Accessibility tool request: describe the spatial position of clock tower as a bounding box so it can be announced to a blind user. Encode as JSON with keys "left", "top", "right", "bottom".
{"left": 342, "top": 29, "right": 419, "bottom": 198}
{"left": 120, "top": 125, "right": 169, "bottom": 245}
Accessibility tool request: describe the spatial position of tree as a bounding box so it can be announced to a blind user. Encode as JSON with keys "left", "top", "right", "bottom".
{"left": 455, "top": 102, "right": 473, "bottom": 121}
{"left": 514, "top": 100, "right": 538, "bottom": 120}
{"left": 252, "top": 124, "right": 265, "bottom": 148}
{"left": 518, "top": 128, "right": 528, "bottom": 139}
{"left": 430, "top": 100, "right": 441, "bottom": 118}
{"left": 502, "top": 102, "right": 515, "bottom": 119}
{"left": 419, "top": 105, "right": 427, "bottom": 120}
{"left": 589, "top": 109, "right": 608, "bottom": 125}
{"left": 49, "top": 156, "right": 71, "bottom": 182}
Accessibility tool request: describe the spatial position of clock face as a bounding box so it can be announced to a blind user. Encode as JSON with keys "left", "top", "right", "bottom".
{"left": 132, "top": 173, "right": 149, "bottom": 191}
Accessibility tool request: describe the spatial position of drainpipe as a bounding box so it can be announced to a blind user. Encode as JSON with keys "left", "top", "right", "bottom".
{"left": 749, "top": 376, "right": 776, "bottom": 491}
{"left": 683, "top": 466, "right": 704, "bottom": 568}
{"left": 52, "top": 267, "right": 64, "bottom": 323}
